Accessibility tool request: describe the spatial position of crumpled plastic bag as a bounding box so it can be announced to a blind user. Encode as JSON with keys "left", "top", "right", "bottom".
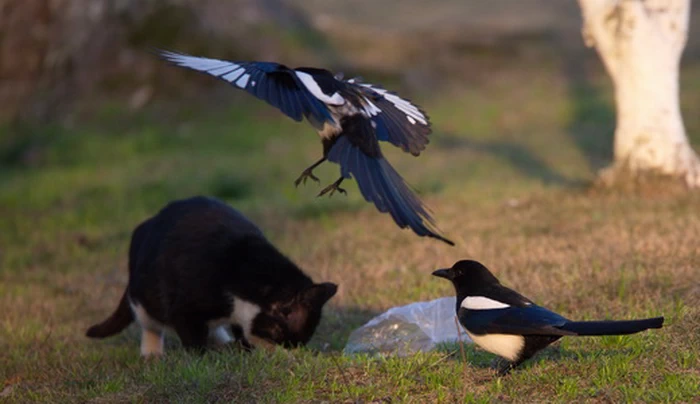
{"left": 343, "top": 297, "right": 471, "bottom": 356}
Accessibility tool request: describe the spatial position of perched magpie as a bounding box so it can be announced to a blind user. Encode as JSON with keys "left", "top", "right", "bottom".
{"left": 432, "top": 260, "right": 664, "bottom": 375}
{"left": 159, "top": 50, "right": 453, "bottom": 246}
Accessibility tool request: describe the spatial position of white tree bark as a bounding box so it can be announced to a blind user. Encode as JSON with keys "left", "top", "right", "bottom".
{"left": 578, "top": 0, "right": 700, "bottom": 187}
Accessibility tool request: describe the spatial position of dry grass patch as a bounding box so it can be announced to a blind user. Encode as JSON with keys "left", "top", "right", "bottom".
{"left": 2, "top": 59, "right": 699, "bottom": 401}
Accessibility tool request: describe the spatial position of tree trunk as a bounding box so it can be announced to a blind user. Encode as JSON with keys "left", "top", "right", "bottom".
{"left": 578, "top": 0, "right": 700, "bottom": 187}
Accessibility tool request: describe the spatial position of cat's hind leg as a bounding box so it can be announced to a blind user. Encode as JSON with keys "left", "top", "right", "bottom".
{"left": 130, "top": 302, "right": 165, "bottom": 357}
{"left": 140, "top": 328, "right": 165, "bottom": 357}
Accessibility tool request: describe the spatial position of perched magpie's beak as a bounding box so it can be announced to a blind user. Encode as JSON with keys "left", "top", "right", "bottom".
{"left": 432, "top": 268, "right": 453, "bottom": 280}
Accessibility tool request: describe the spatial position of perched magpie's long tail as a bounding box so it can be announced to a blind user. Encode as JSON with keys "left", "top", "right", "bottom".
{"left": 560, "top": 317, "right": 664, "bottom": 336}
{"left": 327, "top": 126, "right": 453, "bottom": 246}
{"left": 85, "top": 289, "right": 133, "bottom": 338}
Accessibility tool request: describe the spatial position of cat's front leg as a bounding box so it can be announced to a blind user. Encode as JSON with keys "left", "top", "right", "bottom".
{"left": 231, "top": 324, "right": 254, "bottom": 351}
{"left": 173, "top": 319, "right": 208, "bottom": 353}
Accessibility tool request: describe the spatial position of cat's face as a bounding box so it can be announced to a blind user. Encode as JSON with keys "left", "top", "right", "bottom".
{"left": 251, "top": 282, "right": 337, "bottom": 347}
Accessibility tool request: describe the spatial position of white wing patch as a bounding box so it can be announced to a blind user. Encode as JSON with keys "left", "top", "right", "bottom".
{"left": 235, "top": 73, "right": 250, "bottom": 88}
{"left": 359, "top": 84, "right": 427, "bottom": 125}
{"left": 461, "top": 296, "right": 510, "bottom": 310}
{"left": 361, "top": 98, "right": 382, "bottom": 117}
{"left": 160, "top": 51, "right": 247, "bottom": 84}
{"left": 295, "top": 71, "right": 345, "bottom": 105}
{"left": 161, "top": 51, "right": 243, "bottom": 76}
{"left": 222, "top": 67, "right": 245, "bottom": 82}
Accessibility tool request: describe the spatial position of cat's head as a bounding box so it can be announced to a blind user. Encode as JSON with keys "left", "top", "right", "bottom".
{"left": 252, "top": 282, "right": 337, "bottom": 347}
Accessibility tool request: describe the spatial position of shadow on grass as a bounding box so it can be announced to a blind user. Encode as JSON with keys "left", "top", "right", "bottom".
{"left": 434, "top": 131, "right": 586, "bottom": 187}
{"left": 558, "top": 37, "right": 615, "bottom": 174}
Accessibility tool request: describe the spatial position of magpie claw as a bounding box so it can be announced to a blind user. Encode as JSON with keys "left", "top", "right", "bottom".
{"left": 496, "top": 361, "right": 516, "bottom": 377}
{"left": 294, "top": 169, "right": 320, "bottom": 187}
{"left": 317, "top": 181, "right": 347, "bottom": 198}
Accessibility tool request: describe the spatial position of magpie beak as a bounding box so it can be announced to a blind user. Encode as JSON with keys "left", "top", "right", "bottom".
{"left": 434, "top": 259, "right": 665, "bottom": 376}
{"left": 431, "top": 269, "right": 453, "bottom": 280}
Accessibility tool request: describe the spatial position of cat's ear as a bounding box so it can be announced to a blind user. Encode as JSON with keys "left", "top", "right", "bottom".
{"left": 302, "top": 282, "right": 338, "bottom": 306}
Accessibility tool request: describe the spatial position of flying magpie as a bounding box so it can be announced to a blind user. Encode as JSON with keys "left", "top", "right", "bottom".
{"left": 158, "top": 50, "right": 453, "bottom": 246}
{"left": 432, "top": 260, "right": 664, "bottom": 375}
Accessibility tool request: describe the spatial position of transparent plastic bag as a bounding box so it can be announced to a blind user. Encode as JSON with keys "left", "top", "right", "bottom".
{"left": 343, "top": 297, "right": 471, "bottom": 356}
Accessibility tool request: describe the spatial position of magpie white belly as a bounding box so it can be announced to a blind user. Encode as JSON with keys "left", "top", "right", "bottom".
{"left": 466, "top": 330, "right": 524, "bottom": 362}
{"left": 318, "top": 122, "right": 341, "bottom": 140}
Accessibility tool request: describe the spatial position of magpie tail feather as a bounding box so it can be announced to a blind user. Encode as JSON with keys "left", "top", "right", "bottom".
{"left": 327, "top": 136, "right": 453, "bottom": 245}
{"left": 559, "top": 316, "right": 664, "bottom": 336}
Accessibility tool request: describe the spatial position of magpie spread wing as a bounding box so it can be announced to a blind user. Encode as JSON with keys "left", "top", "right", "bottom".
{"left": 159, "top": 50, "right": 332, "bottom": 125}
{"left": 460, "top": 305, "right": 575, "bottom": 336}
{"left": 352, "top": 82, "right": 432, "bottom": 156}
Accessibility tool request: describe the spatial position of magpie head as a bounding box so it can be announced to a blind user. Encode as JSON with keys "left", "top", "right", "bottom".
{"left": 432, "top": 260, "right": 501, "bottom": 291}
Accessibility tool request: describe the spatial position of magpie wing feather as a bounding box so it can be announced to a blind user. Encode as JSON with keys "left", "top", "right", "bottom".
{"left": 326, "top": 116, "right": 453, "bottom": 245}
{"left": 158, "top": 50, "right": 331, "bottom": 125}
{"left": 352, "top": 83, "right": 432, "bottom": 156}
{"left": 460, "top": 305, "right": 576, "bottom": 336}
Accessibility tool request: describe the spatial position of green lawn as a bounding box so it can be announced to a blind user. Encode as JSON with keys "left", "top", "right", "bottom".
{"left": 1, "top": 59, "right": 699, "bottom": 403}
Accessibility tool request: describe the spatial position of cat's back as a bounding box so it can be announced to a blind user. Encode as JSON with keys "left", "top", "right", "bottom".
{"left": 129, "top": 196, "right": 264, "bottom": 273}
{"left": 157, "top": 196, "right": 262, "bottom": 237}
{"left": 137, "top": 196, "right": 262, "bottom": 241}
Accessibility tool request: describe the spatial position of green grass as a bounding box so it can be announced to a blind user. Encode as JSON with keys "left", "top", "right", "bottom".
{"left": 1, "top": 58, "right": 700, "bottom": 403}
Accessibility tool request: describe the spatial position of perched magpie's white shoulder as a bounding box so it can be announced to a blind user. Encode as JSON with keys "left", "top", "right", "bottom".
{"left": 461, "top": 296, "right": 511, "bottom": 310}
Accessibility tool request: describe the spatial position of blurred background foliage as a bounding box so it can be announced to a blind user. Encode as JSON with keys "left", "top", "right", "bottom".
{"left": 2, "top": 0, "right": 698, "bottom": 122}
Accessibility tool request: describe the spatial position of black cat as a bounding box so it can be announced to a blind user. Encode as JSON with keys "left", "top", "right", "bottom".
{"left": 86, "top": 196, "right": 337, "bottom": 355}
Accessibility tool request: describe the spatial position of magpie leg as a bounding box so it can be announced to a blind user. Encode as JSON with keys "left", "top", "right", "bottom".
{"left": 497, "top": 359, "right": 526, "bottom": 377}
{"left": 294, "top": 157, "right": 326, "bottom": 187}
{"left": 317, "top": 177, "right": 346, "bottom": 198}
{"left": 497, "top": 362, "right": 514, "bottom": 377}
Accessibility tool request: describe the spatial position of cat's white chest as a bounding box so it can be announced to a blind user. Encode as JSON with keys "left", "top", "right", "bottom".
{"left": 208, "top": 296, "right": 261, "bottom": 341}
{"left": 231, "top": 297, "right": 261, "bottom": 338}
